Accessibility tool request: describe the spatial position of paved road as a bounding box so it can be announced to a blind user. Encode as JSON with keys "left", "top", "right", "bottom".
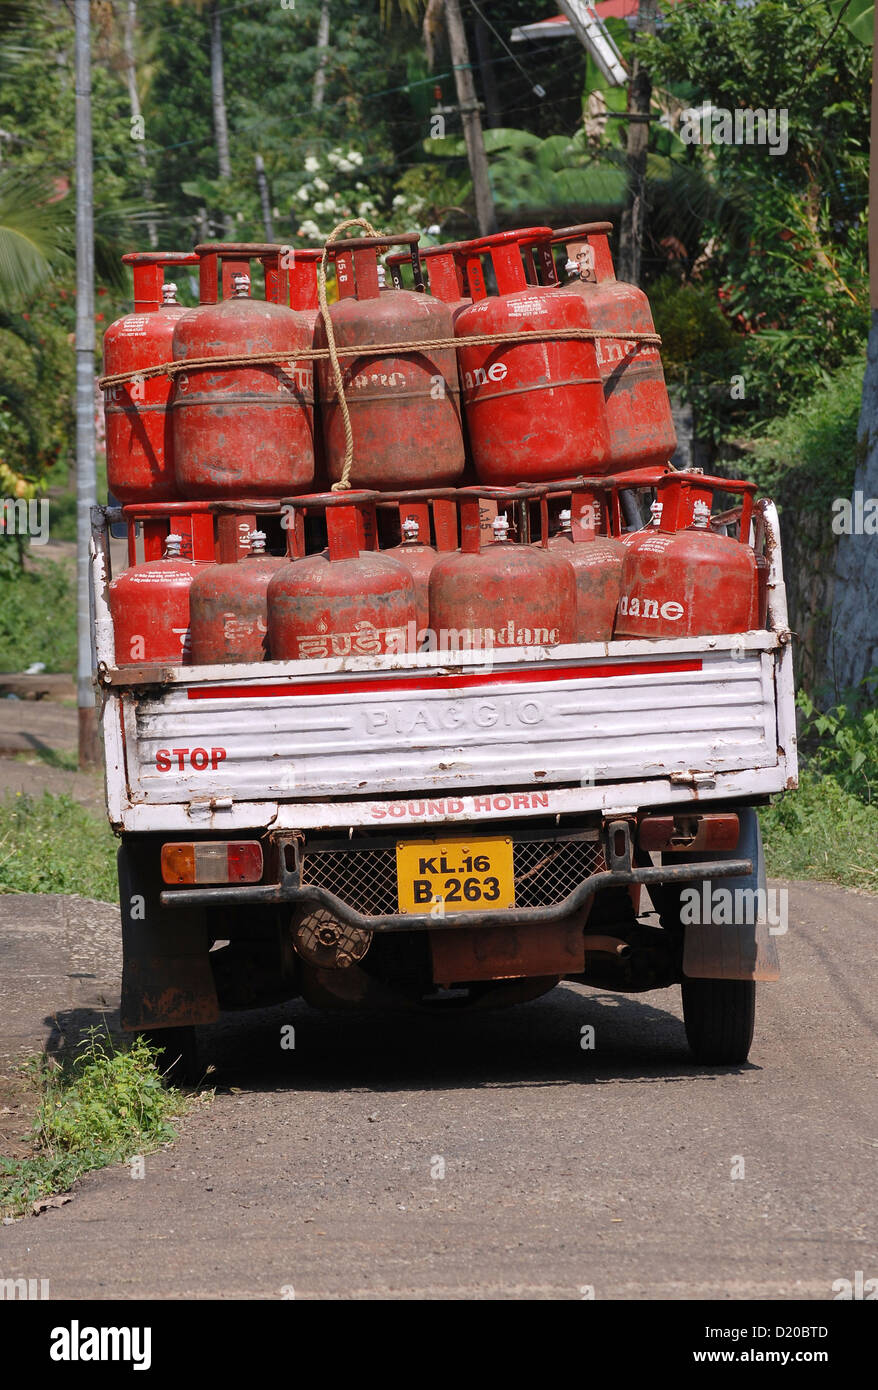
{"left": 0, "top": 882, "right": 875, "bottom": 1300}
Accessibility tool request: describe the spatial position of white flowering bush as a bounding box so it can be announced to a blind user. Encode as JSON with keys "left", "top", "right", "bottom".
{"left": 290, "top": 144, "right": 428, "bottom": 244}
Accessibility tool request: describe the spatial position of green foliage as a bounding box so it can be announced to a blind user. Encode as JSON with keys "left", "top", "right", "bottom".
{"left": 650, "top": 277, "right": 740, "bottom": 368}
{"left": 0, "top": 5, "right": 151, "bottom": 488}
{"left": 649, "top": 275, "right": 743, "bottom": 442}
{"left": 641, "top": 0, "right": 869, "bottom": 436}
{"left": 795, "top": 687, "right": 878, "bottom": 802}
{"left": 716, "top": 189, "right": 867, "bottom": 424}
{"left": 0, "top": 793, "right": 117, "bottom": 901}
{"left": 0, "top": 1030, "right": 186, "bottom": 1218}
{"left": 761, "top": 676, "right": 878, "bottom": 890}
{"left": 0, "top": 555, "right": 77, "bottom": 672}
{"left": 748, "top": 354, "right": 865, "bottom": 514}
{"left": 426, "top": 126, "right": 628, "bottom": 223}
{"left": 825, "top": 0, "right": 874, "bottom": 45}
{"left": 760, "top": 770, "right": 878, "bottom": 891}
{"left": 0, "top": 292, "right": 77, "bottom": 483}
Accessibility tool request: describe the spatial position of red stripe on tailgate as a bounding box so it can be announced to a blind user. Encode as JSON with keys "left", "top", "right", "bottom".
{"left": 187, "top": 659, "right": 703, "bottom": 701}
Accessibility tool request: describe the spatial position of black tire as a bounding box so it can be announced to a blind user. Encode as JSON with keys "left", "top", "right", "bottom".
{"left": 140, "top": 1026, "right": 200, "bottom": 1086}
{"left": 681, "top": 978, "right": 755, "bottom": 1064}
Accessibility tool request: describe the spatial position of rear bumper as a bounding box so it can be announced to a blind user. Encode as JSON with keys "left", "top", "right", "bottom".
{"left": 159, "top": 855, "right": 753, "bottom": 931}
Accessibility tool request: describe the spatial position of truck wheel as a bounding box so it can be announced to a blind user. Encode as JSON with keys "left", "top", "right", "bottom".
{"left": 141, "top": 1026, "right": 200, "bottom": 1086}
{"left": 681, "top": 978, "right": 755, "bottom": 1065}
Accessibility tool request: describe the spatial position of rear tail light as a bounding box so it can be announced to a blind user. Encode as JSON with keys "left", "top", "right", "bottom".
{"left": 161, "top": 840, "right": 263, "bottom": 885}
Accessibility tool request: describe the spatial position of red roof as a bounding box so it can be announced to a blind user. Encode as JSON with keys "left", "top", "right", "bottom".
{"left": 512, "top": 3, "right": 680, "bottom": 36}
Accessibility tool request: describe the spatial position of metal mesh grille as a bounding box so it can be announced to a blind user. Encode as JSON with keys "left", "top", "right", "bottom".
{"left": 300, "top": 848, "right": 399, "bottom": 917}
{"left": 512, "top": 838, "right": 605, "bottom": 909}
{"left": 300, "top": 837, "right": 605, "bottom": 917}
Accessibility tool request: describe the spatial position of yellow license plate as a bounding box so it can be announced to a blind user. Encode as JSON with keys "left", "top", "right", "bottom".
{"left": 396, "top": 836, "right": 515, "bottom": 915}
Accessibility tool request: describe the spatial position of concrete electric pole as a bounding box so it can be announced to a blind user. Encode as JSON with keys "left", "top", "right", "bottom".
{"left": 74, "top": 0, "right": 99, "bottom": 768}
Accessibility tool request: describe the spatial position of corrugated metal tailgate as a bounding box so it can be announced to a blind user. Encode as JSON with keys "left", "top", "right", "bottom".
{"left": 122, "top": 645, "right": 779, "bottom": 805}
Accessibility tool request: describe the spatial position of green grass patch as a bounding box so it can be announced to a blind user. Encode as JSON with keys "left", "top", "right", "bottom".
{"left": 0, "top": 1030, "right": 189, "bottom": 1219}
{"left": 0, "top": 555, "right": 76, "bottom": 673}
{"left": 760, "top": 770, "right": 878, "bottom": 892}
{"left": 0, "top": 792, "right": 117, "bottom": 901}
{"left": 12, "top": 747, "right": 80, "bottom": 772}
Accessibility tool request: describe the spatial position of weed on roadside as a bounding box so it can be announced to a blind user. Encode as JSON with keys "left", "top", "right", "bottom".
{"left": 760, "top": 770, "right": 878, "bottom": 891}
{"left": 0, "top": 1029, "right": 199, "bottom": 1220}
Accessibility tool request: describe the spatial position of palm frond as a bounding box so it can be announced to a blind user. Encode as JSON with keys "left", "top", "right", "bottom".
{"left": 0, "top": 173, "right": 71, "bottom": 299}
{"left": 380, "top": 0, "right": 425, "bottom": 25}
{"left": 0, "top": 1, "right": 34, "bottom": 39}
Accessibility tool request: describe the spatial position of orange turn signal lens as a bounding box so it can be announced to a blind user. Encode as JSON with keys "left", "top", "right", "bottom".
{"left": 161, "top": 843, "right": 196, "bottom": 883}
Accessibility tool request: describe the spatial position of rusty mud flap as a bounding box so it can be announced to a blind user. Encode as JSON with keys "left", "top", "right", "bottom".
{"left": 666, "top": 808, "right": 781, "bottom": 983}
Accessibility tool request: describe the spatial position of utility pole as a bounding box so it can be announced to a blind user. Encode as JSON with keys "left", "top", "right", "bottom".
{"left": 443, "top": 0, "right": 496, "bottom": 237}
{"left": 617, "top": 0, "right": 656, "bottom": 285}
{"left": 74, "top": 0, "right": 99, "bottom": 768}
{"left": 312, "top": 0, "right": 331, "bottom": 114}
{"left": 209, "top": 0, "right": 233, "bottom": 237}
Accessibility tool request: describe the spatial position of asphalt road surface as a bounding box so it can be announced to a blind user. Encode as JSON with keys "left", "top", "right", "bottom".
{"left": 0, "top": 880, "right": 875, "bottom": 1300}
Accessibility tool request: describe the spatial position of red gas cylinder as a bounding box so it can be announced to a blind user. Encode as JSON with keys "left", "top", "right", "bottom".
{"left": 189, "top": 530, "right": 287, "bottom": 664}
{"left": 287, "top": 247, "right": 322, "bottom": 328}
{"left": 268, "top": 500, "right": 417, "bottom": 660}
{"left": 385, "top": 514, "right": 438, "bottom": 634}
{"left": 550, "top": 221, "right": 615, "bottom": 284}
{"left": 121, "top": 499, "right": 218, "bottom": 569}
{"left": 429, "top": 498, "right": 577, "bottom": 651}
{"left": 284, "top": 247, "right": 329, "bottom": 487}
{"left": 547, "top": 501, "right": 625, "bottom": 643}
{"left": 171, "top": 243, "right": 315, "bottom": 498}
{"left": 103, "top": 252, "right": 199, "bottom": 503}
{"left": 615, "top": 493, "right": 758, "bottom": 639}
{"left": 454, "top": 228, "right": 610, "bottom": 484}
{"left": 316, "top": 233, "right": 465, "bottom": 491}
{"left": 109, "top": 531, "right": 197, "bottom": 666}
{"left": 420, "top": 241, "right": 472, "bottom": 316}
{"left": 554, "top": 223, "right": 677, "bottom": 472}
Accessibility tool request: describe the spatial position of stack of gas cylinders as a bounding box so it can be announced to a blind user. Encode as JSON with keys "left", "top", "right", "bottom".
{"left": 103, "top": 225, "right": 769, "bottom": 668}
